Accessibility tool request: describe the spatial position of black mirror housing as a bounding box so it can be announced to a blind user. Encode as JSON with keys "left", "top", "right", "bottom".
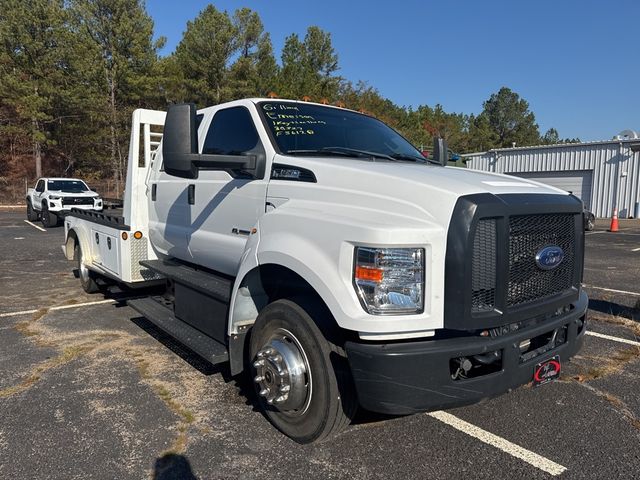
{"left": 433, "top": 137, "right": 448, "bottom": 166}
{"left": 163, "top": 103, "right": 199, "bottom": 179}
{"left": 162, "top": 103, "right": 258, "bottom": 179}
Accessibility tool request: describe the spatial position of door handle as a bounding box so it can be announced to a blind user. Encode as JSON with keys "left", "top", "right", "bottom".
{"left": 188, "top": 184, "right": 195, "bottom": 205}
{"left": 151, "top": 183, "right": 157, "bottom": 201}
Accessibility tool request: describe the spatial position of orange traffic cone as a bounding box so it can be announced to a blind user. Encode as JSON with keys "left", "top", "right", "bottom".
{"left": 609, "top": 207, "right": 619, "bottom": 232}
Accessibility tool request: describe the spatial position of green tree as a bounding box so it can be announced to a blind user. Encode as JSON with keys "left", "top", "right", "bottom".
{"left": 173, "top": 5, "right": 236, "bottom": 106}
{"left": 276, "top": 26, "right": 340, "bottom": 100}
{"left": 0, "top": 0, "right": 69, "bottom": 178}
{"left": 277, "top": 33, "right": 307, "bottom": 98}
{"left": 233, "top": 7, "right": 263, "bottom": 58}
{"left": 480, "top": 87, "right": 541, "bottom": 148}
{"left": 69, "top": 0, "right": 163, "bottom": 195}
{"left": 466, "top": 114, "right": 499, "bottom": 152}
{"left": 225, "top": 9, "right": 277, "bottom": 99}
{"left": 303, "top": 26, "right": 339, "bottom": 98}
{"left": 254, "top": 33, "right": 278, "bottom": 96}
{"left": 542, "top": 127, "right": 560, "bottom": 145}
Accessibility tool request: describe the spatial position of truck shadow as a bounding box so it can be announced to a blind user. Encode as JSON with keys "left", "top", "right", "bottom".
{"left": 130, "top": 316, "right": 222, "bottom": 376}
{"left": 128, "top": 315, "right": 400, "bottom": 429}
{"left": 129, "top": 316, "right": 261, "bottom": 412}
{"left": 589, "top": 298, "right": 640, "bottom": 322}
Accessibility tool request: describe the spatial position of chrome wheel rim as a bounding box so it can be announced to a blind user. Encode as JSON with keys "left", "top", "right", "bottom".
{"left": 253, "top": 328, "right": 312, "bottom": 416}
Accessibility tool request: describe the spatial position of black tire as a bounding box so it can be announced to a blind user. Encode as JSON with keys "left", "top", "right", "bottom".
{"left": 41, "top": 203, "right": 59, "bottom": 228}
{"left": 26, "top": 200, "right": 38, "bottom": 221}
{"left": 249, "top": 298, "right": 357, "bottom": 444}
{"left": 74, "top": 243, "right": 99, "bottom": 293}
{"left": 586, "top": 215, "right": 595, "bottom": 231}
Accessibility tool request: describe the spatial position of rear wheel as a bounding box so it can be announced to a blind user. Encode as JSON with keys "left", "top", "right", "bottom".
{"left": 41, "top": 203, "right": 59, "bottom": 228}
{"left": 249, "top": 298, "right": 357, "bottom": 444}
{"left": 74, "top": 243, "right": 99, "bottom": 293}
{"left": 26, "top": 200, "right": 38, "bottom": 221}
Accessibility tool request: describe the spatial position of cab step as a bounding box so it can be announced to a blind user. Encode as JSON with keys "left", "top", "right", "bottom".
{"left": 139, "top": 259, "right": 232, "bottom": 343}
{"left": 140, "top": 259, "right": 232, "bottom": 302}
{"left": 128, "top": 296, "right": 229, "bottom": 365}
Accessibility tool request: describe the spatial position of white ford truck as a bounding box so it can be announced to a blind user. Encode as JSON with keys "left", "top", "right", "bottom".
{"left": 26, "top": 177, "right": 103, "bottom": 227}
{"left": 62, "top": 100, "right": 587, "bottom": 443}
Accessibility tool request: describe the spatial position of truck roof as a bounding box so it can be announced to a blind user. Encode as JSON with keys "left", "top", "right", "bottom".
{"left": 197, "top": 98, "right": 360, "bottom": 115}
{"left": 40, "top": 177, "right": 85, "bottom": 181}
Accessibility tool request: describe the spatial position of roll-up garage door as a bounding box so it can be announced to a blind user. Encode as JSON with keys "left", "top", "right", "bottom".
{"left": 508, "top": 170, "right": 593, "bottom": 209}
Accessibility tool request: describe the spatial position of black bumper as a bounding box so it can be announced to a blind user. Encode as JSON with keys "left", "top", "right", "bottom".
{"left": 346, "top": 290, "right": 588, "bottom": 415}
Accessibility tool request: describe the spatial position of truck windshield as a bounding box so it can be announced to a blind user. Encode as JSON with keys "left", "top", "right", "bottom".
{"left": 47, "top": 180, "right": 89, "bottom": 192}
{"left": 258, "top": 101, "right": 431, "bottom": 163}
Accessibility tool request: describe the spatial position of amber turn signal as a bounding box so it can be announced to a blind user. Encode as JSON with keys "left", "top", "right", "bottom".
{"left": 355, "top": 266, "right": 383, "bottom": 283}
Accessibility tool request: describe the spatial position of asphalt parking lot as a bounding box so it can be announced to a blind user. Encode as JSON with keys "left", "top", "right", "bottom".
{"left": 1, "top": 210, "right": 640, "bottom": 479}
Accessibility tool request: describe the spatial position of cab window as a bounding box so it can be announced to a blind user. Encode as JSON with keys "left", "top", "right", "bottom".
{"left": 202, "top": 107, "right": 259, "bottom": 155}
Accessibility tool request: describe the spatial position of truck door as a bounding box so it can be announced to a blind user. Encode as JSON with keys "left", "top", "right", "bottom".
{"left": 187, "top": 106, "right": 269, "bottom": 275}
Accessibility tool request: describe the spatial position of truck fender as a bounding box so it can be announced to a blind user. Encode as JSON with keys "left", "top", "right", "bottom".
{"left": 65, "top": 227, "right": 91, "bottom": 264}
{"left": 228, "top": 228, "right": 347, "bottom": 336}
{"left": 228, "top": 224, "right": 347, "bottom": 375}
{"left": 228, "top": 227, "right": 263, "bottom": 336}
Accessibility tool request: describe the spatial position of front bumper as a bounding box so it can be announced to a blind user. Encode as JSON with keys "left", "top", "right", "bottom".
{"left": 346, "top": 290, "right": 588, "bottom": 415}
{"left": 51, "top": 204, "right": 103, "bottom": 214}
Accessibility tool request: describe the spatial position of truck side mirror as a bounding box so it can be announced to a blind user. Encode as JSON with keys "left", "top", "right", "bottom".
{"left": 433, "top": 137, "right": 448, "bottom": 166}
{"left": 162, "top": 103, "right": 257, "bottom": 179}
{"left": 163, "top": 103, "right": 199, "bottom": 179}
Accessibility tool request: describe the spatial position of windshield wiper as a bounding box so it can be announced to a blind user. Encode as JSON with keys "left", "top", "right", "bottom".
{"left": 287, "top": 147, "right": 401, "bottom": 161}
{"left": 390, "top": 153, "right": 441, "bottom": 165}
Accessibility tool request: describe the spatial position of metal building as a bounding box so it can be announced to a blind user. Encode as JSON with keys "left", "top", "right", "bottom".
{"left": 465, "top": 137, "right": 640, "bottom": 218}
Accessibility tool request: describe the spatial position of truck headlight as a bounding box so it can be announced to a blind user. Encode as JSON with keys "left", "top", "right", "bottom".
{"left": 49, "top": 195, "right": 61, "bottom": 200}
{"left": 353, "top": 247, "right": 424, "bottom": 315}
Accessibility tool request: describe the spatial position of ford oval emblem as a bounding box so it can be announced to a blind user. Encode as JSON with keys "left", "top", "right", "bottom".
{"left": 535, "top": 246, "right": 564, "bottom": 270}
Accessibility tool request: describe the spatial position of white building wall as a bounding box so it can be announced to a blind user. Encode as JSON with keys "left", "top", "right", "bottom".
{"left": 466, "top": 140, "right": 640, "bottom": 218}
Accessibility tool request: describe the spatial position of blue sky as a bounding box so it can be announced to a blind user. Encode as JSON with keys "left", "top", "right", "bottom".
{"left": 147, "top": 0, "right": 639, "bottom": 142}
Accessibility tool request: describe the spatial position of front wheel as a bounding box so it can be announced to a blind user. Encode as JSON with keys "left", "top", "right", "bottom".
{"left": 74, "top": 243, "right": 99, "bottom": 293}
{"left": 586, "top": 215, "right": 595, "bottom": 231}
{"left": 249, "top": 299, "right": 357, "bottom": 444}
{"left": 41, "top": 203, "right": 59, "bottom": 228}
{"left": 26, "top": 200, "right": 38, "bottom": 221}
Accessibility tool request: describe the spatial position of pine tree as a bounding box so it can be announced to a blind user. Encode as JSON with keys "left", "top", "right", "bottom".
{"left": 480, "top": 87, "right": 541, "bottom": 148}
{"left": 173, "top": 5, "right": 236, "bottom": 106}
{"left": 0, "top": 0, "right": 68, "bottom": 179}
{"left": 69, "top": 0, "right": 163, "bottom": 195}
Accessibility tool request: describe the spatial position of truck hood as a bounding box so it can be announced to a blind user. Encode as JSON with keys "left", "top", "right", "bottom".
{"left": 269, "top": 155, "right": 568, "bottom": 228}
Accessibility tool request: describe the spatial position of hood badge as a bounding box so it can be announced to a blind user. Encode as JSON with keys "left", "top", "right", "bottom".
{"left": 535, "top": 246, "right": 564, "bottom": 270}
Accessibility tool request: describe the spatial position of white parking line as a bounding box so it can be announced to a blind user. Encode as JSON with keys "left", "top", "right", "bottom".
{"left": 632, "top": 247, "right": 640, "bottom": 252}
{"left": 0, "top": 299, "right": 116, "bottom": 318}
{"left": 23, "top": 220, "right": 46, "bottom": 232}
{"left": 428, "top": 411, "right": 567, "bottom": 476}
{"left": 586, "top": 331, "right": 640, "bottom": 347}
{"left": 587, "top": 231, "right": 640, "bottom": 236}
{"left": 583, "top": 285, "right": 640, "bottom": 297}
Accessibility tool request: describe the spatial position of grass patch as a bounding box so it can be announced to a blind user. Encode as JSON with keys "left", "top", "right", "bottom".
{"left": 0, "top": 344, "right": 93, "bottom": 398}
{"left": 572, "top": 346, "right": 640, "bottom": 382}
{"left": 14, "top": 308, "right": 49, "bottom": 337}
